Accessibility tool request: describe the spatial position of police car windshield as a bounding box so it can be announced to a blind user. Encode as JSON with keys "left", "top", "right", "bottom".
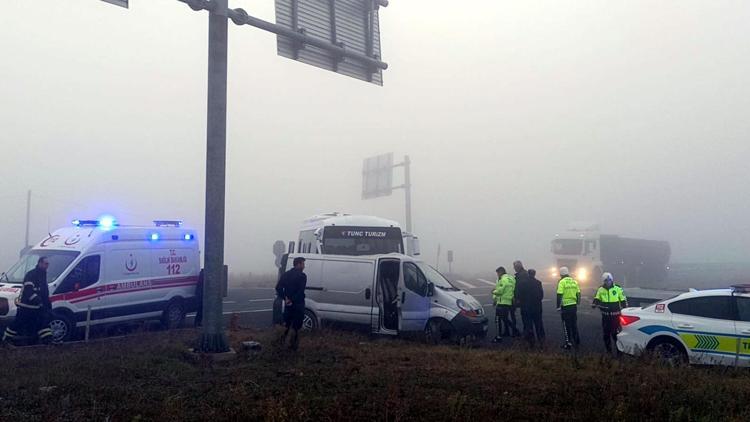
{"left": 3, "top": 251, "right": 79, "bottom": 284}
{"left": 416, "top": 262, "right": 458, "bottom": 291}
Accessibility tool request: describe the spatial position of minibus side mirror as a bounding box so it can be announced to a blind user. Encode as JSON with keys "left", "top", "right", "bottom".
{"left": 407, "top": 237, "right": 421, "bottom": 256}
{"left": 427, "top": 282, "right": 434, "bottom": 297}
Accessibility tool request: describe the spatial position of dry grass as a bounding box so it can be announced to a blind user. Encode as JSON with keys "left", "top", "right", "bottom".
{"left": 1, "top": 328, "right": 749, "bottom": 421}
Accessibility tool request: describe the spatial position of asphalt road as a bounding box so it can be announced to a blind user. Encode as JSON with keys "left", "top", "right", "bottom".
{"left": 220, "top": 278, "right": 613, "bottom": 353}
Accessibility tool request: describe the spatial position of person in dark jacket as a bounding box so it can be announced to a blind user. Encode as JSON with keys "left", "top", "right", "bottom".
{"left": 519, "top": 268, "right": 546, "bottom": 346}
{"left": 514, "top": 261, "right": 544, "bottom": 346}
{"left": 275, "top": 257, "right": 307, "bottom": 350}
{"left": 2, "top": 257, "right": 53, "bottom": 345}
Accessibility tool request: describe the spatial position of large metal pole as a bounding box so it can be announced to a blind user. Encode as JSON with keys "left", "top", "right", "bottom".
{"left": 24, "top": 190, "right": 31, "bottom": 248}
{"left": 403, "top": 155, "right": 413, "bottom": 247}
{"left": 199, "top": 0, "right": 229, "bottom": 353}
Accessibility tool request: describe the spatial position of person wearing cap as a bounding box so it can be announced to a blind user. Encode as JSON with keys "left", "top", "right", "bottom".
{"left": 592, "top": 272, "right": 628, "bottom": 353}
{"left": 556, "top": 267, "right": 581, "bottom": 349}
{"left": 492, "top": 266, "right": 519, "bottom": 342}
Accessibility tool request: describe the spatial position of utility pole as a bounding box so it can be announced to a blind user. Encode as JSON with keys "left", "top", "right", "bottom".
{"left": 200, "top": 0, "right": 230, "bottom": 353}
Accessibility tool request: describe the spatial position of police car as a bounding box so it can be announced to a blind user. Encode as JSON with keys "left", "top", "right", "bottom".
{"left": 617, "top": 285, "right": 750, "bottom": 366}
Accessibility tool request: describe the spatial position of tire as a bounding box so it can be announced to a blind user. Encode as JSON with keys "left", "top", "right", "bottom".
{"left": 424, "top": 318, "right": 455, "bottom": 345}
{"left": 648, "top": 337, "right": 688, "bottom": 366}
{"left": 48, "top": 311, "right": 76, "bottom": 343}
{"left": 424, "top": 319, "right": 441, "bottom": 345}
{"left": 302, "top": 309, "right": 318, "bottom": 331}
{"left": 162, "top": 299, "right": 185, "bottom": 329}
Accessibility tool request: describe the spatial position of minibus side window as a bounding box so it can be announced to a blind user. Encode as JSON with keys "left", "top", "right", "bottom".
{"left": 403, "top": 263, "right": 428, "bottom": 297}
{"left": 56, "top": 255, "right": 101, "bottom": 294}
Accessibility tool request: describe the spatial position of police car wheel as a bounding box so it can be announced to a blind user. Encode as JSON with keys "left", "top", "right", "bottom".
{"left": 162, "top": 300, "right": 185, "bottom": 329}
{"left": 649, "top": 338, "right": 687, "bottom": 366}
{"left": 49, "top": 313, "right": 74, "bottom": 343}
{"left": 302, "top": 310, "right": 317, "bottom": 331}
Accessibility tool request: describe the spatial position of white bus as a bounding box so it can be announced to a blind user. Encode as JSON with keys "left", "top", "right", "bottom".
{"left": 294, "top": 213, "right": 420, "bottom": 256}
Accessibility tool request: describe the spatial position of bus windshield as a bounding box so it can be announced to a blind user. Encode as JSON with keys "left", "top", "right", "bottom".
{"left": 1, "top": 250, "right": 79, "bottom": 284}
{"left": 322, "top": 226, "right": 403, "bottom": 255}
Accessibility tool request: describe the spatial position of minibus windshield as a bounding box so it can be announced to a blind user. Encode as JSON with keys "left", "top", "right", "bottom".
{"left": 1, "top": 251, "right": 80, "bottom": 284}
{"left": 416, "top": 262, "right": 458, "bottom": 291}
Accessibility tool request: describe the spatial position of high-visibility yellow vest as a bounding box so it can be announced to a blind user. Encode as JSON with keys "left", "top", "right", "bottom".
{"left": 557, "top": 276, "right": 580, "bottom": 307}
{"left": 493, "top": 274, "right": 516, "bottom": 306}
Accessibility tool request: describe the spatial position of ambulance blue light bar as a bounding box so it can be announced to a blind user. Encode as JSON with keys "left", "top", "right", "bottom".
{"left": 150, "top": 233, "right": 160, "bottom": 241}
{"left": 184, "top": 234, "right": 194, "bottom": 240}
{"left": 154, "top": 220, "right": 182, "bottom": 227}
{"left": 72, "top": 219, "right": 99, "bottom": 227}
{"left": 72, "top": 218, "right": 119, "bottom": 229}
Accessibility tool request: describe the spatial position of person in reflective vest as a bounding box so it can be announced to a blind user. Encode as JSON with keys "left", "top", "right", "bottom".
{"left": 492, "top": 266, "right": 519, "bottom": 342}
{"left": 592, "top": 272, "right": 628, "bottom": 353}
{"left": 556, "top": 267, "right": 581, "bottom": 349}
{"left": 2, "top": 257, "right": 53, "bottom": 345}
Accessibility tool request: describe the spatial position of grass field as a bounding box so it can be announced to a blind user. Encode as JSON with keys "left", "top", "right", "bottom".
{"left": 1, "top": 328, "right": 749, "bottom": 421}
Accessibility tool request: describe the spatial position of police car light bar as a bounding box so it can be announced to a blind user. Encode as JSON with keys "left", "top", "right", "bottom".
{"left": 731, "top": 284, "right": 750, "bottom": 294}
{"left": 154, "top": 220, "right": 182, "bottom": 227}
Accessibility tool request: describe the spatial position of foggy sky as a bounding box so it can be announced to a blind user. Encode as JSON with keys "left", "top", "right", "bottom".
{"left": 1, "top": 0, "right": 749, "bottom": 275}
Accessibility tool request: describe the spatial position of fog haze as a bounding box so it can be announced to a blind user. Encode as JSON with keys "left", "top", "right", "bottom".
{"left": 1, "top": 0, "right": 749, "bottom": 275}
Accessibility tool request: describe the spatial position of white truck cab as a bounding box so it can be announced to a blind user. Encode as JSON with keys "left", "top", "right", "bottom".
{"left": 0, "top": 219, "right": 200, "bottom": 342}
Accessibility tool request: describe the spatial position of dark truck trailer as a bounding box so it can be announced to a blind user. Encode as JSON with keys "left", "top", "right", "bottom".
{"left": 600, "top": 235, "right": 671, "bottom": 286}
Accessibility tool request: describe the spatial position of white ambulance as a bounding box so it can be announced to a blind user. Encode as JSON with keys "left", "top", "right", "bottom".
{"left": 0, "top": 219, "right": 200, "bottom": 342}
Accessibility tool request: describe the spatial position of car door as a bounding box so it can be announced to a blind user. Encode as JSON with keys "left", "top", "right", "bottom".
{"left": 398, "top": 262, "right": 430, "bottom": 333}
{"left": 733, "top": 296, "right": 750, "bottom": 366}
{"left": 668, "top": 295, "right": 738, "bottom": 366}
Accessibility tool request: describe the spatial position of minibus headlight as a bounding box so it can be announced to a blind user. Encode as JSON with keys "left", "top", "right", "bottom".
{"left": 457, "top": 299, "right": 479, "bottom": 318}
{"left": 456, "top": 299, "right": 470, "bottom": 311}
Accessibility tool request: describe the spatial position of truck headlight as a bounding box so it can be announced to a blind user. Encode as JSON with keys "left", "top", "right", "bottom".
{"left": 576, "top": 268, "right": 588, "bottom": 281}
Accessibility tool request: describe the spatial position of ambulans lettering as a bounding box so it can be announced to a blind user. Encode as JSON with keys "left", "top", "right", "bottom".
{"left": 115, "top": 279, "right": 152, "bottom": 290}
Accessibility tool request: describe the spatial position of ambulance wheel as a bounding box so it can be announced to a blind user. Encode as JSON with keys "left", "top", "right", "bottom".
{"left": 48, "top": 312, "right": 75, "bottom": 343}
{"left": 162, "top": 299, "right": 185, "bottom": 329}
{"left": 648, "top": 337, "right": 688, "bottom": 366}
{"left": 302, "top": 309, "right": 318, "bottom": 331}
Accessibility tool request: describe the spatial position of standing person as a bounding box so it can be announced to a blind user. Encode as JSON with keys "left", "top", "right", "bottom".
{"left": 510, "top": 261, "right": 528, "bottom": 338}
{"left": 2, "top": 257, "right": 53, "bottom": 345}
{"left": 194, "top": 269, "right": 204, "bottom": 328}
{"left": 492, "top": 266, "right": 519, "bottom": 343}
{"left": 275, "top": 257, "right": 307, "bottom": 351}
{"left": 592, "top": 272, "right": 628, "bottom": 354}
{"left": 556, "top": 267, "right": 581, "bottom": 350}
{"left": 517, "top": 267, "right": 546, "bottom": 346}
